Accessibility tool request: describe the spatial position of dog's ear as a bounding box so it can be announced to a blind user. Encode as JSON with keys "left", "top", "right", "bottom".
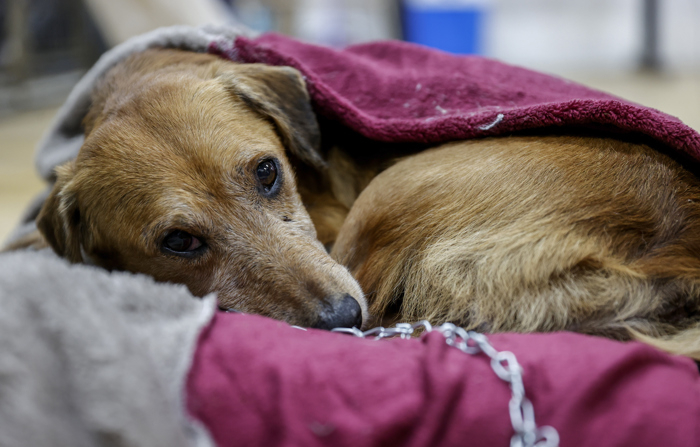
{"left": 220, "top": 64, "right": 325, "bottom": 169}
{"left": 36, "top": 162, "right": 83, "bottom": 263}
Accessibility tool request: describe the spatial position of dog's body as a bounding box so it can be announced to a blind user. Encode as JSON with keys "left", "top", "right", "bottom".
{"left": 12, "top": 48, "right": 700, "bottom": 358}
{"left": 331, "top": 136, "right": 700, "bottom": 360}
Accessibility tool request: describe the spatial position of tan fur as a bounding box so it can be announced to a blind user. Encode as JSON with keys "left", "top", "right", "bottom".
{"left": 332, "top": 136, "right": 700, "bottom": 359}
{"left": 27, "top": 49, "right": 367, "bottom": 329}
{"left": 295, "top": 145, "right": 388, "bottom": 249}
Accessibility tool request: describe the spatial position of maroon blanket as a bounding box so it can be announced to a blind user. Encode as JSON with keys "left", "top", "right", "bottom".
{"left": 209, "top": 34, "right": 700, "bottom": 161}
{"left": 187, "top": 312, "right": 700, "bottom": 447}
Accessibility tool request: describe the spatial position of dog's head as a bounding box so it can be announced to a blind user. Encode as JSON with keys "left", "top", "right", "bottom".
{"left": 37, "top": 49, "right": 366, "bottom": 329}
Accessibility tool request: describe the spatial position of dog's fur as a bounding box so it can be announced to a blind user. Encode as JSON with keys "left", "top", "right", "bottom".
{"left": 27, "top": 49, "right": 366, "bottom": 329}
{"left": 12, "top": 48, "right": 700, "bottom": 358}
{"left": 330, "top": 136, "right": 700, "bottom": 359}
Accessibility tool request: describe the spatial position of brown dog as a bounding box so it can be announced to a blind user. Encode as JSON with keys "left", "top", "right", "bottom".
{"left": 15, "top": 48, "right": 700, "bottom": 359}
{"left": 330, "top": 135, "right": 700, "bottom": 359}
{"left": 29, "top": 48, "right": 366, "bottom": 330}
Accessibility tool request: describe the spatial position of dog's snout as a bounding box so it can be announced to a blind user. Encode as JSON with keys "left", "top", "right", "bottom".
{"left": 312, "top": 293, "right": 363, "bottom": 330}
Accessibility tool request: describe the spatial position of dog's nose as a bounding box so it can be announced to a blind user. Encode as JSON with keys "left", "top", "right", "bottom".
{"left": 312, "top": 293, "right": 363, "bottom": 330}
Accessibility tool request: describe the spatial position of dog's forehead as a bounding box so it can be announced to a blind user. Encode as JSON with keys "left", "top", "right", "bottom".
{"left": 136, "top": 75, "right": 283, "bottom": 148}
{"left": 75, "top": 76, "right": 296, "bottom": 217}
{"left": 84, "top": 74, "right": 286, "bottom": 167}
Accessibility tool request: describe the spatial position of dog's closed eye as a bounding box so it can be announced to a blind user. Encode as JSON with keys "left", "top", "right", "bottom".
{"left": 161, "top": 230, "right": 206, "bottom": 257}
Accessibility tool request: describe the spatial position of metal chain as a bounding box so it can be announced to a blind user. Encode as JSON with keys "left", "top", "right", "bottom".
{"left": 332, "top": 321, "right": 560, "bottom": 447}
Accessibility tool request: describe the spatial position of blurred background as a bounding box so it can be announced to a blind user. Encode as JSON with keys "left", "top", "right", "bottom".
{"left": 1, "top": 0, "right": 699, "bottom": 242}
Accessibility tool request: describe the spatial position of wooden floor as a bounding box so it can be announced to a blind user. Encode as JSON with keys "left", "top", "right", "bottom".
{"left": 1, "top": 73, "right": 699, "bottom": 244}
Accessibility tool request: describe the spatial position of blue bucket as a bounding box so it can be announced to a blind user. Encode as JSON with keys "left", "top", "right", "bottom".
{"left": 402, "top": 0, "right": 488, "bottom": 55}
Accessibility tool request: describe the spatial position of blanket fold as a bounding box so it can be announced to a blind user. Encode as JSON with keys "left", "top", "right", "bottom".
{"left": 228, "top": 34, "right": 700, "bottom": 156}
{"left": 186, "top": 312, "right": 700, "bottom": 447}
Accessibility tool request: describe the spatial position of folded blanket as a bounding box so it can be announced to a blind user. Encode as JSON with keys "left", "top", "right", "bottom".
{"left": 227, "top": 34, "right": 700, "bottom": 156}
{"left": 188, "top": 312, "right": 700, "bottom": 447}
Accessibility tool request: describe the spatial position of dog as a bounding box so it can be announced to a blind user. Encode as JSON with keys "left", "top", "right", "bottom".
{"left": 20, "top": 48, "right": 366, "bottom": 330}
{"left": 12, "top": 48, "right": 700, "bottom": 360}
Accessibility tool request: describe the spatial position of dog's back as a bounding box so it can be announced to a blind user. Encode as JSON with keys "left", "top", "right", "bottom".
{"left": 333, "top": 135, "right": 700, "bottom": 358}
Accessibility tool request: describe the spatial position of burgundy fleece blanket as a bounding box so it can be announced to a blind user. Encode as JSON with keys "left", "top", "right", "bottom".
{"left": 209, "top": 34, "right": 700, "bottom": 161}
{"left": 187, "top": 312, "right": 700, "bottom": 447}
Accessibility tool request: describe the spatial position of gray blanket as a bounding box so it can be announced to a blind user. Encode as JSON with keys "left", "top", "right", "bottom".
{"left": 1, "top": 24, "right": 257, "bottom": 447}
{"left": 0, "top": 250, "right": 215, "bottom": 447}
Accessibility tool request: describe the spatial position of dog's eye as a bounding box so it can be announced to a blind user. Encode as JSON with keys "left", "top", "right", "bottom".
{"left": 162, "top": 230, "right": 203, "bottom": 254}
{"left": 256, "top": 159, "right": 278, "bottom": 191}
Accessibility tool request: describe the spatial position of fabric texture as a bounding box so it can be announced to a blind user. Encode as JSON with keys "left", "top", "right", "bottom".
{"left": 0, "top": 250, "right": 216, "bottom": 447}
{"left": 226, "top": 34, "right": 700, "bottom": 158}
{"left": 187, "top": 312, "right": 700, "bottom": 447}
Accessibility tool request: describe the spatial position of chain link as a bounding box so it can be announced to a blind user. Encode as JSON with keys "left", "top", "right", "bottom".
{"left": 332, "top": 321, "right": 560, "bottom": 447}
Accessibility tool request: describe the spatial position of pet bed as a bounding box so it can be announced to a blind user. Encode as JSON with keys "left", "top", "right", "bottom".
{"left": 2, "top": 25, "right": 700, "bottom": 447}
